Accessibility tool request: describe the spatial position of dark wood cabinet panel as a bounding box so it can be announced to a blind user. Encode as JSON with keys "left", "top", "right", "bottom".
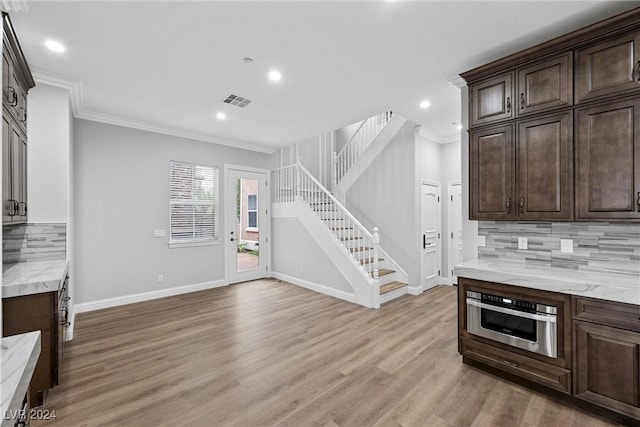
{"left": 517, "top": 52, "right": 573, "bottom": 115}
{"left": 470, "top": 73, "right": 514, "bottom": 126}
{"left": 3, "top": 292, "right": 57, "bottom": 407}
{"left": 470, "top": 125, "right": 514, "bottom": 220}
{"left": 576, "top": 98, "right": 640, "bottom": 220}
{"left": 576, "top": 30, "right": 640, "bottom": 103}
{"left": 574, "top": 297, "right": 640, "bottom": 332}
{"left": 574, "top": 321, "right": 640, "bottom": 418}
{"left": 517, "top": 112, "right": 573, "bottom": 220}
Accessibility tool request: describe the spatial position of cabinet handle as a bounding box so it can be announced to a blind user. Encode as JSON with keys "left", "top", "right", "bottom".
{"left": 8, "top": 199, "right": 17, "bottom": 216}
{"left": 63, "top": 321, "right": 71, "bottom": 327}
{"left": 520, "top": 93, "right": 525, "bottom": 109}
{"left": 64, "top": 296, "right": 71, "bottom": 301}
{"left": 637, "top": 192, "right": 640, "bottom": 212}
{"left": 506, "top": 197, "right": 511, "bottom": 213}
{"left": 519, "top": 197, "right": 525, "bottom": 214}
{"left": 637, "top": 60, "right": 640, "bottom": 81}
{"left": 506, "top": 97, "right": 511, "bottom": 113}
{"left": 6, "top": 86, "right": 17, "bottom": 107}
{"left": 19, "top": 201, "right": 26, "bottom": 216}
{"left": 18, "top": 107, "right": 26, "bottom": 123}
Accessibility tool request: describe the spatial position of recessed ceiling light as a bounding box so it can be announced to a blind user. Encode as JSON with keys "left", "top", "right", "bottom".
{"left": 216, "top": 112, "right": 226, "bottom": 120}
{"left": 268, "top": 70, "right": 282, "bottom": 82}
{"left": 44, "top": 39, "right": 65, "bottom": 53}
{"left": 419, "top": 100, "right": 431, "bottom": 109}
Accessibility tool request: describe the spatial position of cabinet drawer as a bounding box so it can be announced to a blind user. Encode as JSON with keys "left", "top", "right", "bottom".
{"left": 460, "top": 337, "right": 571, "bottom": 394}
{"left": 574, "top": 296, "right": 640, "bottom": 332}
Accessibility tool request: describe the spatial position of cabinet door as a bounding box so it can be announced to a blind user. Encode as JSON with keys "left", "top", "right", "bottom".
{"left": 576, "top": 30, "right": 640, "bottom": 102}
{"left": 470, "top": 125, "right": 515, "bottom": 220}
{"left": 517, "top": 52, "right": 573, "bottom": 116}
{"left": 470, "top": 73, "right": 514, "bottom": 126}
{"left": 574, "top": 321, "right": 640, "bottom": 419}
{"left": 517, "top": 113, "right": 573, "bottom": 220}
{"left": 576, "top": 98, "right": 640, "bottom": 220}
{"left": 2, "top": 114, "right": 12, "bottom": 223}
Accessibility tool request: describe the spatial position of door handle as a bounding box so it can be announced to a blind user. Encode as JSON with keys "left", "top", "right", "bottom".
{"left": 230, "top": 237, "right": 235, "bottom": 242}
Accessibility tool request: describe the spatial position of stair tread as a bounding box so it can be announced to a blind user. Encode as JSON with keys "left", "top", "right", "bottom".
{"left": 349, "top": 247, "right": 372, "bottom": 252}
{"left": 375, "top": 269, "right": 395, "bottom": 277}
{"left": 360, "top": 257, "right": 384, "bottom": 265}
{"left": 380, "top": 281, "right": 408, "bottom": 295}
{"left": 340, "top": 236, "right": 364, "bottom": 241}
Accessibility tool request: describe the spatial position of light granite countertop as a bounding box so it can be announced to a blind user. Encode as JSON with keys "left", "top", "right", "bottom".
{"left": 454, "top": 259, "right": 640, "bottom": 306}
{"left": 2, "top": 259, "right": 69, "bottom": 298}
{"left": 0, "top": 331, "right": 41, "bottom": 427}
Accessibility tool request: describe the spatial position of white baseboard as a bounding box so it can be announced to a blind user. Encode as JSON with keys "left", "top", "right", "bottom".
{"left": 73, "top": 279, "right": 228, "bottom": 315}
{"left": 408, "top": 285, "right": 422, "bottom": 295}
{"left": 271, "top": 271, "right": 355, "bottom": 304}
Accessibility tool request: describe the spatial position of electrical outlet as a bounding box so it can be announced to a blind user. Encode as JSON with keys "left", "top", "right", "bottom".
{"left": 153, "top": 229, "right": 166, "bottom": 238}
{"left": 157, "top": 275, "right": 164, "bottom": 283}
{"left": 477, "top": 236, "right": 486, "bottom": 247}
{"left": 561, "top": 239, "right": 573, "bottom": 254}
{"left": 518, "top": 237, "right": 528, "bottom": 250}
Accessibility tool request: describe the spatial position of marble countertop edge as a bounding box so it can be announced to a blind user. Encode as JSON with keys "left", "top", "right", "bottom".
{"left": 454, "top": 259, "right": 640, "bottom": 306}
{"left": 0, "top": 331, "right": 41, "bottom": 427}
{"left": 2, "top": 259, "right": 69, "bottom": 298}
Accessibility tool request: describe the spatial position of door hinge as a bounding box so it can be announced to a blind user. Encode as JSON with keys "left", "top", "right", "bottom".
{"left": 438, "top": 196, "right": 440, "bottom": 202}
{"left": 451, "top": 232, "right": 454, "bottom": 238}
{"left": 451, "top": 195, "right": 453, "bottom": 201}
{"left": 451, "top": 269, "right": 454, "bottom": 276}
{"left": 438, "top": 233, "right": 440, "bottom": 239}
{"left": 438, "top": 269, "right": 441, "bottom": 276}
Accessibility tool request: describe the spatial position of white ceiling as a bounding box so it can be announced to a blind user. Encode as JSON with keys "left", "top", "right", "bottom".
{"left": 9, "top": 1, "right": 637, "bottom": 152}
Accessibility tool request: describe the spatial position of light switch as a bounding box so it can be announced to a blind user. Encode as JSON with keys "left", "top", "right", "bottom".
{"left": 561, "top": 239, "right": 573, "bottom": 254}
{"left": 153, "top": 229, "right": 166, "bottom": 238}
{"left": 477, "top": 236, "right": 486, "bottom": 247}
{"left": 518, "top": 237, "right": 528, "bottom": 250}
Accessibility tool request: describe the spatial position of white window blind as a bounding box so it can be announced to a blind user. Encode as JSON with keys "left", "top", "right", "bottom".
{"left": 169, "top": 161, "right": 218, "bottom": 244}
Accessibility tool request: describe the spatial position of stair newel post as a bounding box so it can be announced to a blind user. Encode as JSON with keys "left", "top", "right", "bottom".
{"left": 296, "top": 157, "right": 302, "bottom": 202}
{"left": 332, "top": 151, "right": 338, "bottom": 191}
{"left": 372, "top": 227, "right": 380, "bottom": 280}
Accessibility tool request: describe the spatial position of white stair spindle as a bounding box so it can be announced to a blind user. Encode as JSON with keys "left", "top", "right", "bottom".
{"left": 372, "top": 227, "right": 380, "bottom": 280}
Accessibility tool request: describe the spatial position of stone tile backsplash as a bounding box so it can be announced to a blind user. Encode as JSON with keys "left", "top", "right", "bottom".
{"left": 3, "top": 223, "right": 66, "bottom": 263}
{"left": 478, "top": 222, "right": 640, "bottom": 276}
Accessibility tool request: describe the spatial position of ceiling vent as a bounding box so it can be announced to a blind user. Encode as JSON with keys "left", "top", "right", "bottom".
{"left": 222, "top": 94, "right": 252, "bottom": 108}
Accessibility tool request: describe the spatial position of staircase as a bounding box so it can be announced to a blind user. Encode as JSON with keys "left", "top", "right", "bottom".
{"left": 273, "top": 160, "right": 409, "bottom": 308}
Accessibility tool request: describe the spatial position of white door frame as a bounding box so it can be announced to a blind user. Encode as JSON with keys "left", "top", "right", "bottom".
{"left": 419, "top": 179, "right": 441, "bottom": 291}
{"left": 447, "top": 181, "right": 462, "bottom": 285}
{"left": 224, "top": 164, "right": 271, "bottom": 284}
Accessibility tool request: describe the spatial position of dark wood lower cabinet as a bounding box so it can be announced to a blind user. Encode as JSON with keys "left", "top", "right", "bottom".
{"left": 3, "top": 291, "right": 62, "bottom": 407}
{"left": 458, "top": 278, "right": 640, "bottom": 424}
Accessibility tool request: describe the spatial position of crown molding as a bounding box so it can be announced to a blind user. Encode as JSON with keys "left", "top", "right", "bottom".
{"left": 31, "top": 68, "right": 276, "bottom": 154}
{"left": 416, "top": 126, "right": 461, "bottom": 145}
{"left": 447, "top": 74, "right": 466, "bottom": 89}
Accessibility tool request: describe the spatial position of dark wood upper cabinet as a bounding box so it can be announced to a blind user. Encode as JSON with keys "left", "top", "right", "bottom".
{"left": 470, "top": 73, "right": 514, "bottom": 127}
{"left": 576, "top": 30, "right": 640, "bottom": 103}
{"left": 470, "top": 125, "right": 514, "bottom": 220}
{"left": 576, "top": 98, "right": 640, "bottom": 221}
{"left": 517, "top": 112, "right": 573, "bottom": 220}
{"left": 517, "top": 52, "right": 573, "bottom": 116}
{"left": 463, "top": 8, "right": 640, "bottom": 222}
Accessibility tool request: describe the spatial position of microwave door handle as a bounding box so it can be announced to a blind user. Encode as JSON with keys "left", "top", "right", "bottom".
{"left": 466, "top": 298, "right": 557, "bottom": 323}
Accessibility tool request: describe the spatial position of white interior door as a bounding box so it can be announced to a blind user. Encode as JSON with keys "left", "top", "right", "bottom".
{"left": 420, "top": 182, "right": 441, "bottom": 291}
{"left": 226, "top": 167, "right": 269, "bottom": 284}
{"left": 448, "top": 183, "right": 463, "bottom": 283}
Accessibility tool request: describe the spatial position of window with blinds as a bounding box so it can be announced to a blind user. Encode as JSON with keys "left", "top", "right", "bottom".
{"left": 169, "top": 161, "right": 218, "bottom": 245}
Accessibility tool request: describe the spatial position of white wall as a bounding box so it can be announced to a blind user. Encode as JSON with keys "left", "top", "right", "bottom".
{"left": 345, "top": 121, "right": 420, "bottom": 285}
{"left": 27, "top": 84, "right": 71, "bottom": 222}
{"left": 460, "top": 86, "right": 478, "bottom": 261}
{"left": 440, "top": 139, "right": 462, "bottom": 278}
{"left": 73, "top": 119, "right": 272, "bottom": 305}
{"left": 271, "top": 217, "right": 353, "bottom": 293}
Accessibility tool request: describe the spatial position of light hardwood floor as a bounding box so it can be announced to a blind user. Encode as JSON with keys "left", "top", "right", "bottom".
{"left": 34, "top": 280, "right": 622, "bottom": 427}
